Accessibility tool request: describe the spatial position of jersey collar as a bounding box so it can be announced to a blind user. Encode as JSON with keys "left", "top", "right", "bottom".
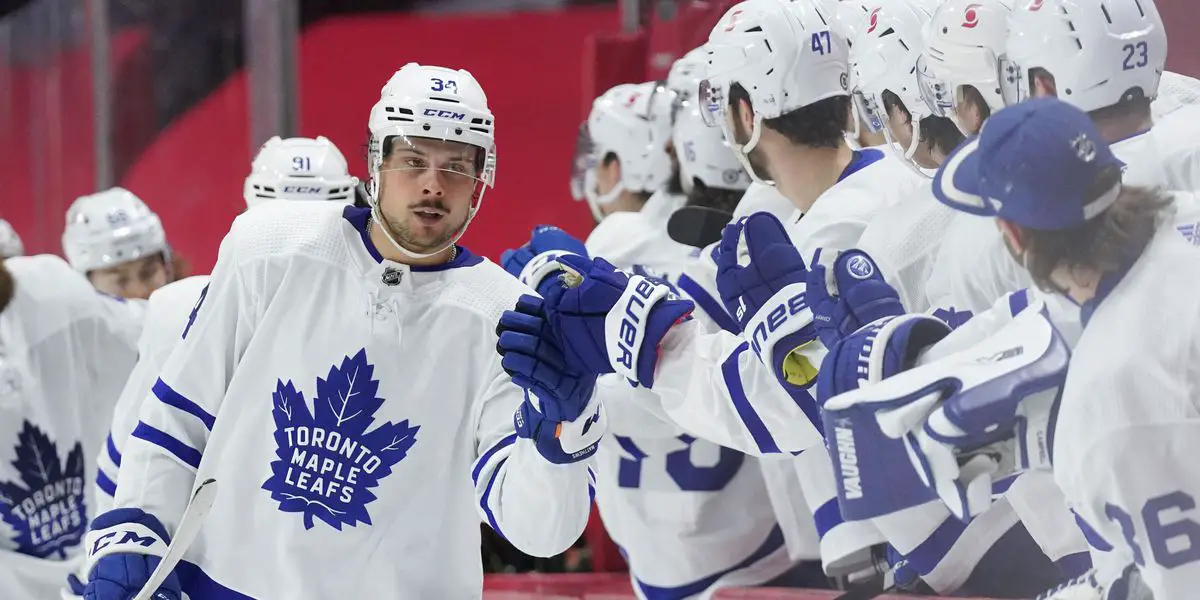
{"left": 837, "top": 148, "right": 885, "bottom": 183}
{"left": 341, "top": 205, "right": 482, "bottom": 272}
{"left": 1079, "top": 253, "right": 1138, "bottom": 327}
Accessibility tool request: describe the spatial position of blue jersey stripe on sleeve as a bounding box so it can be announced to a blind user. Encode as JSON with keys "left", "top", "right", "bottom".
{"left": 153, "top": 378, "right": 217, "bottom": 431}
{"left": 106, "top": 434, "right": 122, "bottom": 467}
{"left": 472, "top": 433, "right": 517, "bottom": 486}
{"left": 722, "top": 343, "right": 781, "bottom": 454}
{"left": 96, "top": 469, "right": 117, "bottom": 497}
{"left": 132, "top": 421, "right": 203, "bottom": 469}
{"left": 677, "top": 274, "right": 739, "bottom": 334}
{"left": 480, "top": 457, "right": 508, "bottom": 540}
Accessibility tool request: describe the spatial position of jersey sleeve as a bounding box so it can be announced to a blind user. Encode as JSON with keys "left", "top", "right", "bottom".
{"left": 112, "top": 231, "right": 258, "bottom": 532}
{"left": 650, "top": 321, "right": 825, "bottom": 456}
{"left": 469, "top": 362, "right": 593, "bottom": 558}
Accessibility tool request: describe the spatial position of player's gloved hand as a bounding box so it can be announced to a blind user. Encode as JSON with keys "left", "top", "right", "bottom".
{"left": 806, "top": 248, "right": 905, "bottom": 349}
{"left": 540, "top": 255, "right": 693, "bottom": 388}
{"left": 713, "top": 212, "right": 821, "bottom": 390}
{"left": 500, "top": 225, "right": 589, "bottom": 297}
{"left": 499, "top": 295, "right": 606, "bottom": 464}
{"left": 84, "top": 508, "right": 182, "bottom": 600}
{"left": 821, "top": 305, "right": 1068, "bottom": 522}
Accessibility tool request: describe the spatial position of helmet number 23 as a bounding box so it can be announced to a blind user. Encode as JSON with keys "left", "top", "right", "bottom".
{"left": 430, "top": 78, "right": 458, "bottom": 94}
{"left": 1122, "top": 42, "right": 1149, "bottom": 71}
{"left": 811, "top": 30, "right": 832, "bottom": 56}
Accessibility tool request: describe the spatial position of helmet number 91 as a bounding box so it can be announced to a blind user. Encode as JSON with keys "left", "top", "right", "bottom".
{"left": 292, "top": 156, "right": 312, "bottom": 172}
{"left": 430, "top": 78, "right": 458, "bottom": 94}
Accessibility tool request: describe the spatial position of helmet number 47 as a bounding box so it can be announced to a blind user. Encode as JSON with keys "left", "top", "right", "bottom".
{"left": 811, "top": 31, "right": 832, "bottom": 56}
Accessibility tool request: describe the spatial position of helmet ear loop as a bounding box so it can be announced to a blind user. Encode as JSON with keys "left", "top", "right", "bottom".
{"left": 724, "top": 111, "right": 772, "bottom": 186}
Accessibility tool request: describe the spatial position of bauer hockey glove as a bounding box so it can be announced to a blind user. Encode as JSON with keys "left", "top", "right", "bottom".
{"left": 541, "top": 254, "right": 693, "bottom": 388}
{"left": 500, "top": 225, "right": 589, "bottom": 297}
{"left": 713, "top": 212, "right": 822, "bottom": 392}
{"left": 806, "top": 248, "right": 905, "bottom": 349}
{"left": 499, "top": 295, "right": 605, "bottom": 464}
{"left": 84, "top": 508, "right": 182, "bottom": 600}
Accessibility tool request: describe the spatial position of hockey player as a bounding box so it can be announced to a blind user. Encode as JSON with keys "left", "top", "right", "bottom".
{"left": 924, "top": 0, "right": 1200, "bottom": 315}
{"left": 92, "top": 136, "right": 358, "bottom": 517}
{"left": 0, "top": 255, "right": 140, "bottom": 598}
{"left": 499, "top": 0, "right": 931, "bottom": 584}
{"left": 819, "top": 96, "right": 1200, "bottom": 599}
{"left": 83, "top": 64, "right": 598, "bottom": 600}
{"left": 0, "top": 220, "right": 23, "bottom": 258}
{"left": 62, "top": 188, "right": 174, "bottom": 300}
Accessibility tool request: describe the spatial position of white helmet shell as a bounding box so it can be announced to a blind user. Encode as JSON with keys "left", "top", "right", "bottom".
{"left": 579, "top": 81, "right": 674, "bottom": 219}
{"left": 667, "top": 47, "right": 708, "bottom": 105}
{"left": 1001, "top": 0, "right": 1166, "bottom": 112}
{"left": 920, "top": 0, "right": 1014, "bottom": 127}
{"left": 365, "top": 63, "right": 497, "bottom": 259}
{"left": 0, "top": 219, "right": 23, "bottom": 258}
{"left": 700, "top": 0, "right": 851, "bottom": 183}
{"left": 851, "top": 0, "right": 941, "bottom": 167}
{"left": 62, "top": 187, "right": 168, "bottom": 273}
{"left": 673, "top": 101, "right": 751, "bottom": 193}
{"left": 244, "top": 136, "right": 358, "bottom": 208}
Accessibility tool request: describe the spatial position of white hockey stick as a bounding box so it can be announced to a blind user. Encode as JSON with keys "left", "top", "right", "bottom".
{"left": 132, "top": 478, "right": 218, "bottom": 600}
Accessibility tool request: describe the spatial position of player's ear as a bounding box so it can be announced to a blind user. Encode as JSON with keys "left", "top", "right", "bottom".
{"left": 996, "top": 218, "right": 1026, "bottom": 254}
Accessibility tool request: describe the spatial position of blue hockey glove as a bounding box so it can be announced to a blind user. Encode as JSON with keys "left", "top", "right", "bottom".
{"left": 806, "top": 249, "right": 905, "bottom": 349}
{"left": 84, "top": 508, "right": 181, "bottom": 600}
{"left": 541, "top": 254, "right": 693, "bottom": 387}
{"left": 500, "top": 225, "right": 589, "bottom": 297}
{"left": 713, "top": 212, "right": 821, "bottom": 390}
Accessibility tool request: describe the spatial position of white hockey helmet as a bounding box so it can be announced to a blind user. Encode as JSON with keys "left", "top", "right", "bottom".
{"left": 673, "top": 99, "right": 751, "bottom": 194}
{"left": 818, "top": 0, "right": 872, "bottom": 145}
{"left": 574, "top": 81, "right": 674, "bottom": 221}
{"left": 667, "top": 46, "right": 708, "bottom": 125}
{"left": 698, "top": 0, "right": 850, "bottom": 184}
{"left": 1000, "top": 0, "right": 1165, "bottom": 112}
{"left": 919, "top": 0, "right": 1014, "bottom": 134}
{"left": 244, "top": 136, "right": 358, "bottom": 209}
{"left": 366, "top": 63, "right": 497, "bottom": 259}
{"left": 0, "top": 220, "right": 23, "bottom": 258}
{"left": 62, "top": 187, "right": 169, "bottom": 273}
{"left": 850, "top": 0, "right": 942, "bottom": 171}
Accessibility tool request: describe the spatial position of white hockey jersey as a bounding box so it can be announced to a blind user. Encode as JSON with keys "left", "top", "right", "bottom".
{"left": 110, "top": 204, "right": 593, "bottom": 599}
{"left": 95, "top": 275, "right": 211, "bottom": 516}
{"left": 586, "top": 209, "right": 795, "bottom": 599}
{"left": 650, "top": 148, "right": 928, "bottom": 573}
{"left": 1051, "top": 199, "right": 1200, "bottom": 599}
{"left": 0, "top": 256, "right": 141, "bottom": 598}
{"left": 638, "top": 190, "right": 687, "bottom": 232}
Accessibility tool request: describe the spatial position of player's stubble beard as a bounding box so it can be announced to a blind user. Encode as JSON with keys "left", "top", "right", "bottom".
{"left": 379, "top": 198, "right": 467, "bottom": 254}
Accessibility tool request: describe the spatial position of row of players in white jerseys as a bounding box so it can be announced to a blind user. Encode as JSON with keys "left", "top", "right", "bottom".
{"left": 2, "top": 0, "right": 1199, "bottom": 598}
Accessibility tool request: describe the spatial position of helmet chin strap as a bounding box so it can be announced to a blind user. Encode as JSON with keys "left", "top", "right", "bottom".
{"left": 726, "top": 112, "right": 774, "bottom": 186}
{"left": 584, "top": 169, "right": 626, "bottom": 222}
{"left": 887, "top": 117, "right": 935, "bottom": 180}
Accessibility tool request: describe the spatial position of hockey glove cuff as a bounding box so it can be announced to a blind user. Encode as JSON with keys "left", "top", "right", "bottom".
{"left": 84, "top": 508, "right": 181, "bottom": 600}
{"left": 807, "top": 249, "right": 906, "bottom": 348}
{"left": 515, "top": 389, "right": 606, "bottom": 465}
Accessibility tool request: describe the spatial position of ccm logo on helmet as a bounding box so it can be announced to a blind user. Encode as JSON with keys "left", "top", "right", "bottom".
{"left": 282, "top": 186, "right": 324, "bottom": 194}
{"left": 423, "top": 108, "right": 467, "bottom": 120}
{"left": 867, "top": 8, "right": 881, "bottom": 33}
{"left": 963, "top": 3, "right": 982, "bottom": 28}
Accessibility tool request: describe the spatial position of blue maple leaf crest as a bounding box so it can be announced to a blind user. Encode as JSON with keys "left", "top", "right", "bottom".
{"left": 261, "top": 349, "right": 419, "bottom": 530}
{"left": 0, "top": 421, "right": 87, "bottom": 559}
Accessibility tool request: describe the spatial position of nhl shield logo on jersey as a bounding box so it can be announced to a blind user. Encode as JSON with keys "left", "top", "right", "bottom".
{"left": 0, "top": 421, "right": 87, "bottom": 558}
{"left": 261, "top": 348, "right": 420, "bottom": 530}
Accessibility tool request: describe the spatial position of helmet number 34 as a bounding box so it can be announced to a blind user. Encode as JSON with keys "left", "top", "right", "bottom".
{"left": 430, "top": 78, "right": 458, "bottom": 93}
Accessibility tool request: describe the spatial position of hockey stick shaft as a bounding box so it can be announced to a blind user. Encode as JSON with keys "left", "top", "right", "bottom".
{"left": 132, "top": 478, "right": 217, "bottom": 600}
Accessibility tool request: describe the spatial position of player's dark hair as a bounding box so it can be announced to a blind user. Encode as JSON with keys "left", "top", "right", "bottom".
{"left": 1028, "top": 67, "right": 1153, "bottom": 124}
{"left": 0, "top": 261, "right": 12, "bottom": 313}
{"left": 686, "top": 179, "right": 745, "bottom": 213}
{"left": 1019, "top": 167, "right": 1172, "bottom": 292}
{"left": 960, "top": 84, "right": 992, "bottom": 123}
{"left": 729, "top": 83, "right": 849, "bottom": 149}
{"left": 881, "top": 90, "right": 964, "bottom": 158}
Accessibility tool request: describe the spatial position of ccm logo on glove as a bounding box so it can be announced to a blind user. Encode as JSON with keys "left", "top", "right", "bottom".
{"left": 749, "top": 291, "right": 807, "bottom": 357}
{"left": 90, "top": 528, "right": 158, "bottom": 555}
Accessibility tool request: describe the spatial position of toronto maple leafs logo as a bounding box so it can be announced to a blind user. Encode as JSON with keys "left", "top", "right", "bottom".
{"left": 261, "top": 349, "right": 419, "bottom": 531}
{"left": 0, "top": 421, "right": 86, "bottom": 558}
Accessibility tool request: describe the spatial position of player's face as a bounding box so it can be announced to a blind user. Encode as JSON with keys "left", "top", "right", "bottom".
{"left": 88, "top": 254, "right": 171, "bottom": 300}
{"left": 376, "top": 137, "right": 479, "bottom": 254}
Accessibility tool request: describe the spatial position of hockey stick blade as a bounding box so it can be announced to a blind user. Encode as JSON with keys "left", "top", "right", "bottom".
{"left": 132, "top": 478, "right": 217, "bottom": 600}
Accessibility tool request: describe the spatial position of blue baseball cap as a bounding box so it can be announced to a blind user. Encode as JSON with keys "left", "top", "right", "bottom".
{"left": 932, "top": 97, "right": 1125, "bottom": 231}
